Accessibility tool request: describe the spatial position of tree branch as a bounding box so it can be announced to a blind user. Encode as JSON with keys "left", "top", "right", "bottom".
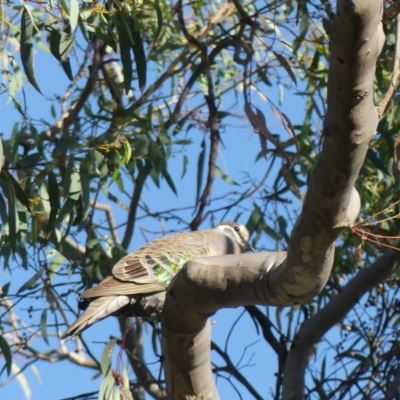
{"left": 121, "top": 162, "right": 151, "bottom": 250}
{"left": 63, "top": 39, "right": 104, "bottom": 129}
{"left": 118, "top": 317, "right": 167, "bottom": 400}
{"left": 211, "top": 341, "right": 263, "bottom": 400}
{"left": 160, "top": 1, "right": 384, "bottom": 398}
{"left": 244, "top": 306, "right": 281, "bottom": 355}
{"left": 282, "top": 243, "right": 400, "bottom": 400}
{"left": 383, "top": 0, "right": 400, "bottom": 24}
{"left": 190, "top": 71, "right": 219, "bottom": 231}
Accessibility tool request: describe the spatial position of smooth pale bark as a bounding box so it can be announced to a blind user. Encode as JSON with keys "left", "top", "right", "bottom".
{"left": 161, "top": 1, "right": 384, "bottom": 399}
{"left": 282, "top": 245, "right": 400, "bottom": 400}
{"left": 280, "top": 2, "right": 385, "bottom": 398}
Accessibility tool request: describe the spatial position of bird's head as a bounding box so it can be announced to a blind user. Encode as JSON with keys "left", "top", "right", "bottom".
{"left": 215, "top": 221, "right": 255, "bottom": 252}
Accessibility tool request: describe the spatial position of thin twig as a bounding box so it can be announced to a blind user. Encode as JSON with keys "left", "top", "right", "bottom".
{"left": 383, "top": 0, "right": 400, "bottom": 24}
{"left": 190, "top": 68, "right": 220, "bottom": 230}
{"left": 90, "top": 201, "right": 120, "bottom": 246}
{"left": 122, "top": 162, "right": 151, "bottom": 250}
{"left": 211, "top": 341, "right": 264, "bottom": 400}
{"left": 118, "top": 317, "right": 167, "bottom": 400}
{"left": 62, "top": 39, "right": 104, "bottom": 129}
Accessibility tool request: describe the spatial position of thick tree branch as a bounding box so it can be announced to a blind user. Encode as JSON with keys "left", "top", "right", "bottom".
{"left": 161, "top": 1, "right": 384, "bottom": 399}
{"left": 284, "top": 0, "right": 383, "bottom": 304}
{"left": 282, "top": 244, "right": 400, "bottom": 400}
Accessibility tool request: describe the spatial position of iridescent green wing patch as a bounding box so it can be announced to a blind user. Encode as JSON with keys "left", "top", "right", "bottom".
{"left": 152, "top": 250, "right": 207, "bottom": 285}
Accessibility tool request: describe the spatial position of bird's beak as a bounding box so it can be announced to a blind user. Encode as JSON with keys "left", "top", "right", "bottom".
{"left": 244, "top": 240, "right": 255, "bottom": 252}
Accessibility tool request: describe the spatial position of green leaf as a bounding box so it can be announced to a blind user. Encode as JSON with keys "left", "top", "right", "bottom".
{"left": 94, "top": 151, "right": 108, "bottom": 179}
{"left": 130, "top": 18, "right": 147, "bottom": 91}
{"left": 20, "top": 8, "right": 42, "bottom": 94}
{"left": 3, "top": 170, "right": 31, "bottom": 211}
{"left": 40, "top": 310, "right": 49, "bottom": 344}
{"left": 0, "top": 193, "right": 8, "bottom": 226}
{"left": 45, "top": 14, "right": 74, "bottom": 80}
{"left": 45, "top": 13, "right": 61, "bottom": 54}
{"left": 153, "top": 0, "right": 163, "bottom": 41}
{"left": 31, "top": 213, "right": 38, "bottom": 244}
{"left": 55, "top": 163, "right": 81, "bottom": 225}
{"left": 367, "top": 148, "right": 390, "bottom": 175}
{"left": 1, "top": 282, "right": 11, "bottom": 297}
{"left": 293, "top": 13, "right": 309, "bottom": 54}
{"left": 215, "top": 165, "right": 238, "bottom": 185}
{"left": 47, "top": 171, "right": 60, "bottom": 229}
{"left": 149, "top": 166, "right": 160, "bottom": 188}
{"left": 69, "top": 0, "right": 79, "bottom": 32}
{"left": 116, "top": 17, "right": 133, "bottom": 94}
{"left": 148, "top": 141, "right": 162, "bottom": 174}
{"left": 7, "top": 54, "right": 23, "bottom": 102}
{"left": 119, "top": 140, "right": 132, "bottom": 166}
{"left": 11, "top": 363, "right": 32, "bottom": 399}
{"left": 195, "top": 139, "right": 206, "bottom": 205}
{"left": 17, "top": 152, "right": 42, "bottom": 168}
{"left": 162, "top": 167, "right": 177, "bottom": 195}
{"left": 59, "top": 0, "right": 69, "bottom": 15}
{"left": 0, "top": 172, "right": 17, "bottom": 253}
{"left": 0, "top": 336, "right": 12, "bottom": 376}
{"left": 101, "top": 338, "right": 118, "bottom": 376}
{"left": 98, "top": 369, "right": 115, "bottom": 400}
{"left": 59, "top": 33, "right": 75, "bottom": 80}
{"left": 80, "top": 159, "right": 91, "bottom": 221}
{"left": 12, "top": 98, "right": 26, "bottom": 117}
{"left": 246, "top": 204, "right": 265, "bottom": 245}
{"left": 17, "top": 269, "right": 43, "bottom": 293}
{"left": 277, "top": 215, "right": 289, "bottom": 242}
{"left": 181, "top": 155, "right": 188, "bottom": 179}
{"left": 120, "top": 364, "right": 133, "bottom": 400}
{"left": 63, "top": 157, "right": 74, "bottom": 196}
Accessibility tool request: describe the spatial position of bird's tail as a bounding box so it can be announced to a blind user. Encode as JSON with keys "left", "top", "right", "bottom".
{"left": 61, "top": 295, "right": 131, "bottom": 339}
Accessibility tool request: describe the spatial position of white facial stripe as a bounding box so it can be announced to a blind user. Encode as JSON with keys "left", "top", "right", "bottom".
{"left": 216, "top": 224, "right": 247, "bottom": 247}
{"left": 238, "top": 226, "right": 249, "bottom": 241}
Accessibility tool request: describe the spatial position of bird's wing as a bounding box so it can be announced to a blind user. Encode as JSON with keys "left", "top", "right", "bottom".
{"left": 111, "top": 230, "right": 219, "bottom": 284}
{"left": 80, "top": 276, "right": 166, "bottom": 299}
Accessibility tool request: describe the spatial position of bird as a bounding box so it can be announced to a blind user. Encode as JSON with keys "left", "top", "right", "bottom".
{"left": 61, "top": 221, "right": 253, "bottom": 339}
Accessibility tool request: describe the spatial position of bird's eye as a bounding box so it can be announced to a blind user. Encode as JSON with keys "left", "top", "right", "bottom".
{"left": 234, "top": 226, "right": 240, "bottom": 232}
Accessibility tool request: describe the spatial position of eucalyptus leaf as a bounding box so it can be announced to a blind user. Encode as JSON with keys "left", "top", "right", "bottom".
{"left": 40, "top": 310, "right": 49, "bottom": 344}
{"left": 69, "top": 0, "right": 79, "bottom": 32}
{"left": 20, "top": 8, "right": 42, "bottom": 94}
{"left": 0, "top": 336, "right": 12, "bottom": 376}
{"left": 100, "top": 338, "right": 118, "bottom": 376}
